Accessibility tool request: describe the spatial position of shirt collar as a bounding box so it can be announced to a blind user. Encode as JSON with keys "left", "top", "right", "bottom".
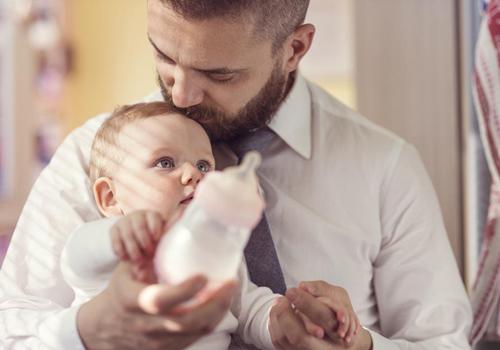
{"left": 268, "top": 73, "right": 312, "bottom": 159}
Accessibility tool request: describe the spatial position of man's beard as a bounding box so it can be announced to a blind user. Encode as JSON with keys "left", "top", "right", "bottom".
{"left": 158, "top": 62, "right": 288, "bottom": 142}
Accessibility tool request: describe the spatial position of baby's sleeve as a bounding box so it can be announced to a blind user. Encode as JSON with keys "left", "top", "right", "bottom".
{"left": 230, "top": 259, "right": 279, "bottom": 350}
{"left": 60, "top": 217, "right": 120, "bottom": 305}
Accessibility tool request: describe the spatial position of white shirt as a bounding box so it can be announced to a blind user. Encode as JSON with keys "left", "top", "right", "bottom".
{"left": 0, "top": 74, "right": 472, "bottom": 349}
{"left": 60, "top": 218, "right": 277, "bottom": 350}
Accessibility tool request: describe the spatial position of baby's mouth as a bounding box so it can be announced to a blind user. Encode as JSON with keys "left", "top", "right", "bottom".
{"left": 180, "top": 193, "right": 194, "bottom": 205}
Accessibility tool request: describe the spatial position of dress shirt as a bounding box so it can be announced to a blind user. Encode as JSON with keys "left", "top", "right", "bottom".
{"left": 0, "top": 73, "right": 472, "bottom": 349}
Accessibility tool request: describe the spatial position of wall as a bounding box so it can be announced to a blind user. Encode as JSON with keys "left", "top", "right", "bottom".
{"left": 64, "top": 0, "right": 156, "bottom": 131}
{"left": 354, "top": 0, "right": 464, "bottom": 273}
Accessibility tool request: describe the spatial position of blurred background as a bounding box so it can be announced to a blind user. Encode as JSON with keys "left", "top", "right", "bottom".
{"left": 0, "top": 0, "right": 492, "bottom": 314}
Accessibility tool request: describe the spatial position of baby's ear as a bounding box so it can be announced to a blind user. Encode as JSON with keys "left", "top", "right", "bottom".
{"left": 93, "top": 177, "right": 122, "bottom": 217}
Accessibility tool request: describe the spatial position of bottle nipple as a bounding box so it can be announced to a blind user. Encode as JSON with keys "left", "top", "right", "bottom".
{"left": 195, "top": 151, "right": 265, "bottom": 229}
{"left": 234, "top": 151, "right": 262, "bottom": 181}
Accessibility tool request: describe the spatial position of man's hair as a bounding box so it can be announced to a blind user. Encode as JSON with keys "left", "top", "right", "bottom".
{"left": 89, "top": 102, "right": 179, "bottom": 183}
{"left": 159, "top": 0, "right": 310, "bottom": 52}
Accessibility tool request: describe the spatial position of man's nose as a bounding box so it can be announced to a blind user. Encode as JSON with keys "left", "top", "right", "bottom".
{"left": 171, "top": 68, "right": 204, "bottom": 108}
{"left": 180, "top": 163, "right": 203, "bottom": 186}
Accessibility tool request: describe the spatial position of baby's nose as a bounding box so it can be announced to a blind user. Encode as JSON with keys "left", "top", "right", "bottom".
{"left": 180, "top": 163, "right": 203, "bottom": 186}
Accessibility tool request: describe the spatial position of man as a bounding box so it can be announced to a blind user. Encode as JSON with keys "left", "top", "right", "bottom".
{"left": 0, "top": 1, "right": 472, "bottom": 349}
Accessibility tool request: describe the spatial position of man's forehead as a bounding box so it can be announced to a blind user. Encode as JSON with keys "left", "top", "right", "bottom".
{"left": 146, "top": 1, "right": 269, "bottom": 67}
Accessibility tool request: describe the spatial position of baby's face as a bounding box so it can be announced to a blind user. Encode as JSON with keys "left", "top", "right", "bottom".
{"left": 112, "top": 113, "right": 215, "bottom": 220}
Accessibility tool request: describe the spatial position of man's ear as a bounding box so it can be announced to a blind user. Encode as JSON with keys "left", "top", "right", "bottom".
{"left": 282, "top": 23, "right": 316, "bottom": 74}
{"left": 93, "top": 177, "right": 123, "bottom": 217}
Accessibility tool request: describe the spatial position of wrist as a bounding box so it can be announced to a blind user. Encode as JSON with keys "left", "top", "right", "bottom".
{"left": 357, "top": 327, "right": 373, "bottom": 350}
{"left": 76, "top": 292, "right": 107, "bottom": 350}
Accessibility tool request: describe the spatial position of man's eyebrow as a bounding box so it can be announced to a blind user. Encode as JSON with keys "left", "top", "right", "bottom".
{"left": 148, "top": 36, "right": 174, "bottom": 61}
{"left": 148, "top": 35, "right": 247, "bottom": 75}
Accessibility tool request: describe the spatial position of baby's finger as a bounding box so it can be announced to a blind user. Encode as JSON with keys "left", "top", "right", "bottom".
{"left": 131, "top": 215, "right": 154, "bottom": 253}
{"left": 337, "top": 314, "right": 348, "bottom": 339}
{"left": 345, "top": 313, "right": 357, "bottom": 344}
{"left": 297, "top": 311, "right": 324, "bottom": 338}
{"left": 146, "top": 211, "right": 166, "bottom": 240}
{"left": 136, "top": 227, "right": 154, "bottom": 254}
{"left": 110, "top": 228, "right": 127, "bottom": 259}
{"left": 286, "top": 288, "right": 338, "bottom": 333}
{"left": 122, "top": 229, "right": 143, "bottom": 261}
{"left": 316, "top": 296, "right": 345, "bottom": 325}
{"left": 316, "top": 296, "right": 349, "bottom": 339}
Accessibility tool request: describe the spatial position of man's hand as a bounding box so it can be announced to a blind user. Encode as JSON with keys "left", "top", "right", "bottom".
{"left": 269, "top": 281, "right": 373, "bottom": 350}
{"left": 77, "top": 262, "right": 236, "bottom": 350}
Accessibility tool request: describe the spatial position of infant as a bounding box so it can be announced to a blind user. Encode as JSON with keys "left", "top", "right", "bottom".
{"left": 60, "top": 101, "right": 359, "bottom": 349}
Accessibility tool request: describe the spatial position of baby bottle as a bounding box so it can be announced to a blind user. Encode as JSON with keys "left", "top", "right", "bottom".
{"left": 154, "top": 152, "right": 265, "bottom": 289}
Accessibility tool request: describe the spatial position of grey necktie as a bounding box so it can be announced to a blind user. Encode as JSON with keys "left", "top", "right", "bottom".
{"left": 229, "top": 128, "right": 287, "bottom": 295}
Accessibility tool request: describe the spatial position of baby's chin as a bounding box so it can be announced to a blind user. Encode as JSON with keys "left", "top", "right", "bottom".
{"left": 164, "top": 204, "right": 189, "bottom": 227}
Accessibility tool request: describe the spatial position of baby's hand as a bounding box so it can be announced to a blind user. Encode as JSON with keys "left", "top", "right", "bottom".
{"left": 298, "top": 282, "right": 360, "bottom": 344}
{"left": 110, "top": 210, "right": 167, "bottom": 262}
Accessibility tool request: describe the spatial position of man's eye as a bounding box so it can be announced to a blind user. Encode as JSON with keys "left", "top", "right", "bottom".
{"left": 208, "top": 73, "right": 235, "bottom": 83}
{"left": 196, "top": 160, "right": 211, "bottom": 173}
{"left": 156, "top": 52, "right": 175, "bottom": 65}
{"left": 155, "top": 157, "right": 175, "bottom": 169}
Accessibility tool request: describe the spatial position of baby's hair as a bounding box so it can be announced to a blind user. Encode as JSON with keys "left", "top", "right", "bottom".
{"left": 89, "top": 102, "right": 180, "bottom": 183}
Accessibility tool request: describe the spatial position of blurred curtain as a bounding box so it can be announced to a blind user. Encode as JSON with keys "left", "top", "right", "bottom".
{"left": 470, "top": 0, "right": 500, "bottom": 345}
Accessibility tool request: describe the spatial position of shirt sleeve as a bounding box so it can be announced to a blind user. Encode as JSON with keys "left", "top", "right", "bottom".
{"left": 61, "top": 217, "right": 120, "bottom": 305}
{"left": 371, "top": 143, "right": 472, "bottom": 349}
{"left": 0, "top": 115, "right": 108, "bottom": 349}
{"left": 231, "top": 260, "right": 279, "bottom": 350}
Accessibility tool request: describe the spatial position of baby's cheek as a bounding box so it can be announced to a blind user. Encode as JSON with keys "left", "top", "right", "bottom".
{"left": 149, "top": 186, "right": 179, "bottom": 215}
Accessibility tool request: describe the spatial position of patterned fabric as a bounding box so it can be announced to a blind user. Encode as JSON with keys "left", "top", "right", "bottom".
{"left": 471, "top": 0, "right": 500, "bottom": 345}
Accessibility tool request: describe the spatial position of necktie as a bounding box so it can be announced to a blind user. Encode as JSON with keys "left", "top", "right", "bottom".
{"left": 229, "top": 128, "right": 287, "bottom": 295}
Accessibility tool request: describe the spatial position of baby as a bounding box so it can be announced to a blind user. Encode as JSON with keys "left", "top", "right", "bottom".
{"left": 60, "top": 102, "right": 359, "bottom": 349}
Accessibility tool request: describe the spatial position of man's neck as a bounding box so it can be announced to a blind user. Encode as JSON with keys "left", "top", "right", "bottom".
{"left": 282, "top": 71, "right": 297, "bottom": 102}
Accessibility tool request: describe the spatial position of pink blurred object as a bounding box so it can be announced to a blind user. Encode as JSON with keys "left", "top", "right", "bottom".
{"left": 196, "top": 171, "right": 264, "bottom": 230}
{"left": 471, "top": 0, "right": 500, "bottom": 345}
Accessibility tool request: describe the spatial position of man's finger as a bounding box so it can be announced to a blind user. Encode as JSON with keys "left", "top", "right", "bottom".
{"left": 286, "top": 288, "right": 338, "bottom": 333}
{"left": 299, "top": 280, "right": 339, "bottom": 298}
{"left": 138, "top": 275, "right": 209, "bottom": 315}
{"left": 162, "top": 280, "right": 237, "bottom": 333}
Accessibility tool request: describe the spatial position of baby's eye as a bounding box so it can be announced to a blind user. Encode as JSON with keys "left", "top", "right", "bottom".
{"left": 155, "top": 157, "right": 175, "bottom": 169}
{"left": 196, "top": 160, "right": 211, "bottom": 173}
